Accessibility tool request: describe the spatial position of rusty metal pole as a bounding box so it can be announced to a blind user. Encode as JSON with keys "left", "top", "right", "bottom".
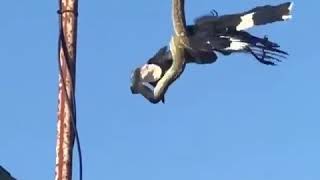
{"left": 55, "top": 0, "right": 78, "bottom": 179}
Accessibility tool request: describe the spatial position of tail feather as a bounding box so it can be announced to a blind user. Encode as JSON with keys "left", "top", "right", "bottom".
{"left": 251, "top": 48, "right": 288, "bottom": 59}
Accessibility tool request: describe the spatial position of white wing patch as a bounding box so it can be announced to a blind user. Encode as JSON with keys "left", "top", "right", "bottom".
{"left": 282, "top": 2, "right": 294, "bottom": 20}
{"left": 282, "top": 15, "right": 292, "bottom": 20}
{"left": 288, "top": 2, "right": 294, "bottom": 12}
{"left": 236, "top": 12, "right": 255, "bottom": 31}
{"left": 221, "top": 37, "right": 248, "bottom": 51}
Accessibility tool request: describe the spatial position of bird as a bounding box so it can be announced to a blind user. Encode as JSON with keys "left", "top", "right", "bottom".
{"left": 131, "top": 1, "right": 293, "bottom": 104}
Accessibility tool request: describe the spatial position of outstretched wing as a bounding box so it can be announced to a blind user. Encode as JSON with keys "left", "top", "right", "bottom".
{"left": 194, "top": 2, "right": 293, "bottom": 31}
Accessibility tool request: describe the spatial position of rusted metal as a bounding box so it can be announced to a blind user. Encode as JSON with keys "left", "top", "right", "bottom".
{"left": 55, "top": 0, "right": 78, "bottom": 179}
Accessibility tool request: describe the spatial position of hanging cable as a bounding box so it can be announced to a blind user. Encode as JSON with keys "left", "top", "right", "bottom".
{"left": 57, "top": 5, "right": 83, "bottom": 180}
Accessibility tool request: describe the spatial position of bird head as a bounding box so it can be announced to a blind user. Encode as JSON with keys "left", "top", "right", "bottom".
{"left": 130, "top": 64, "right": 163, "bottom": 94}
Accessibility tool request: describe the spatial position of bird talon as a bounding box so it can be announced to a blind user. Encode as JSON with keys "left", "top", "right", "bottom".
{"left": 210, "top": 9, "right": 219, "bottom": 17}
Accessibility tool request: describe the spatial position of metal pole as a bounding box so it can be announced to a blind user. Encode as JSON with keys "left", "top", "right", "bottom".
{"left": 55, "top": 0, "right": 78, "bottom": 179}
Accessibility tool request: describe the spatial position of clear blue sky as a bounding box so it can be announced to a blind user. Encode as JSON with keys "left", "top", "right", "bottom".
{"left": 1, "top": 0, "right": 319, "bottom": 179}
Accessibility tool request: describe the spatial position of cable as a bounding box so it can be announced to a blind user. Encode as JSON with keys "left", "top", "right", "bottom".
{"left": 57, "top": 4, "right": 83, "bottom": 180}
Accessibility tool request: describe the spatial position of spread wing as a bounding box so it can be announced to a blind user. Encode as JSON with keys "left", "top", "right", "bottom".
{"left": 194, "top": 2, "right": 293, "bottom": 31}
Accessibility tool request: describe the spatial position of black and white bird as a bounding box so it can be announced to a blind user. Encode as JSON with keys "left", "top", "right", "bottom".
{"left": 131, "top": 1, "right": 293, "bottom": 103}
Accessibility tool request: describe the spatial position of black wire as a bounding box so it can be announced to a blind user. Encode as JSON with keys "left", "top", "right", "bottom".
{"left": 57, "top": 4, "right": 83, "bottom": 180}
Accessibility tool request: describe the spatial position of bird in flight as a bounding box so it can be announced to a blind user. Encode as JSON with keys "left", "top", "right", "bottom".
{"left": 131, "top": 1, "right": 294, "bottom": 104}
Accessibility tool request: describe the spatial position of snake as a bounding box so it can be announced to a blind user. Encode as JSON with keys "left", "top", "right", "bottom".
{"left": 134, "top": 0, "right": 190, "bottom": 103}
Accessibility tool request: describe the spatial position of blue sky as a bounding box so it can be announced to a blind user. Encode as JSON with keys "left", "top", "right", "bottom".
{"left": 1, "top": 0, "right": 319, "bottom": 179}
